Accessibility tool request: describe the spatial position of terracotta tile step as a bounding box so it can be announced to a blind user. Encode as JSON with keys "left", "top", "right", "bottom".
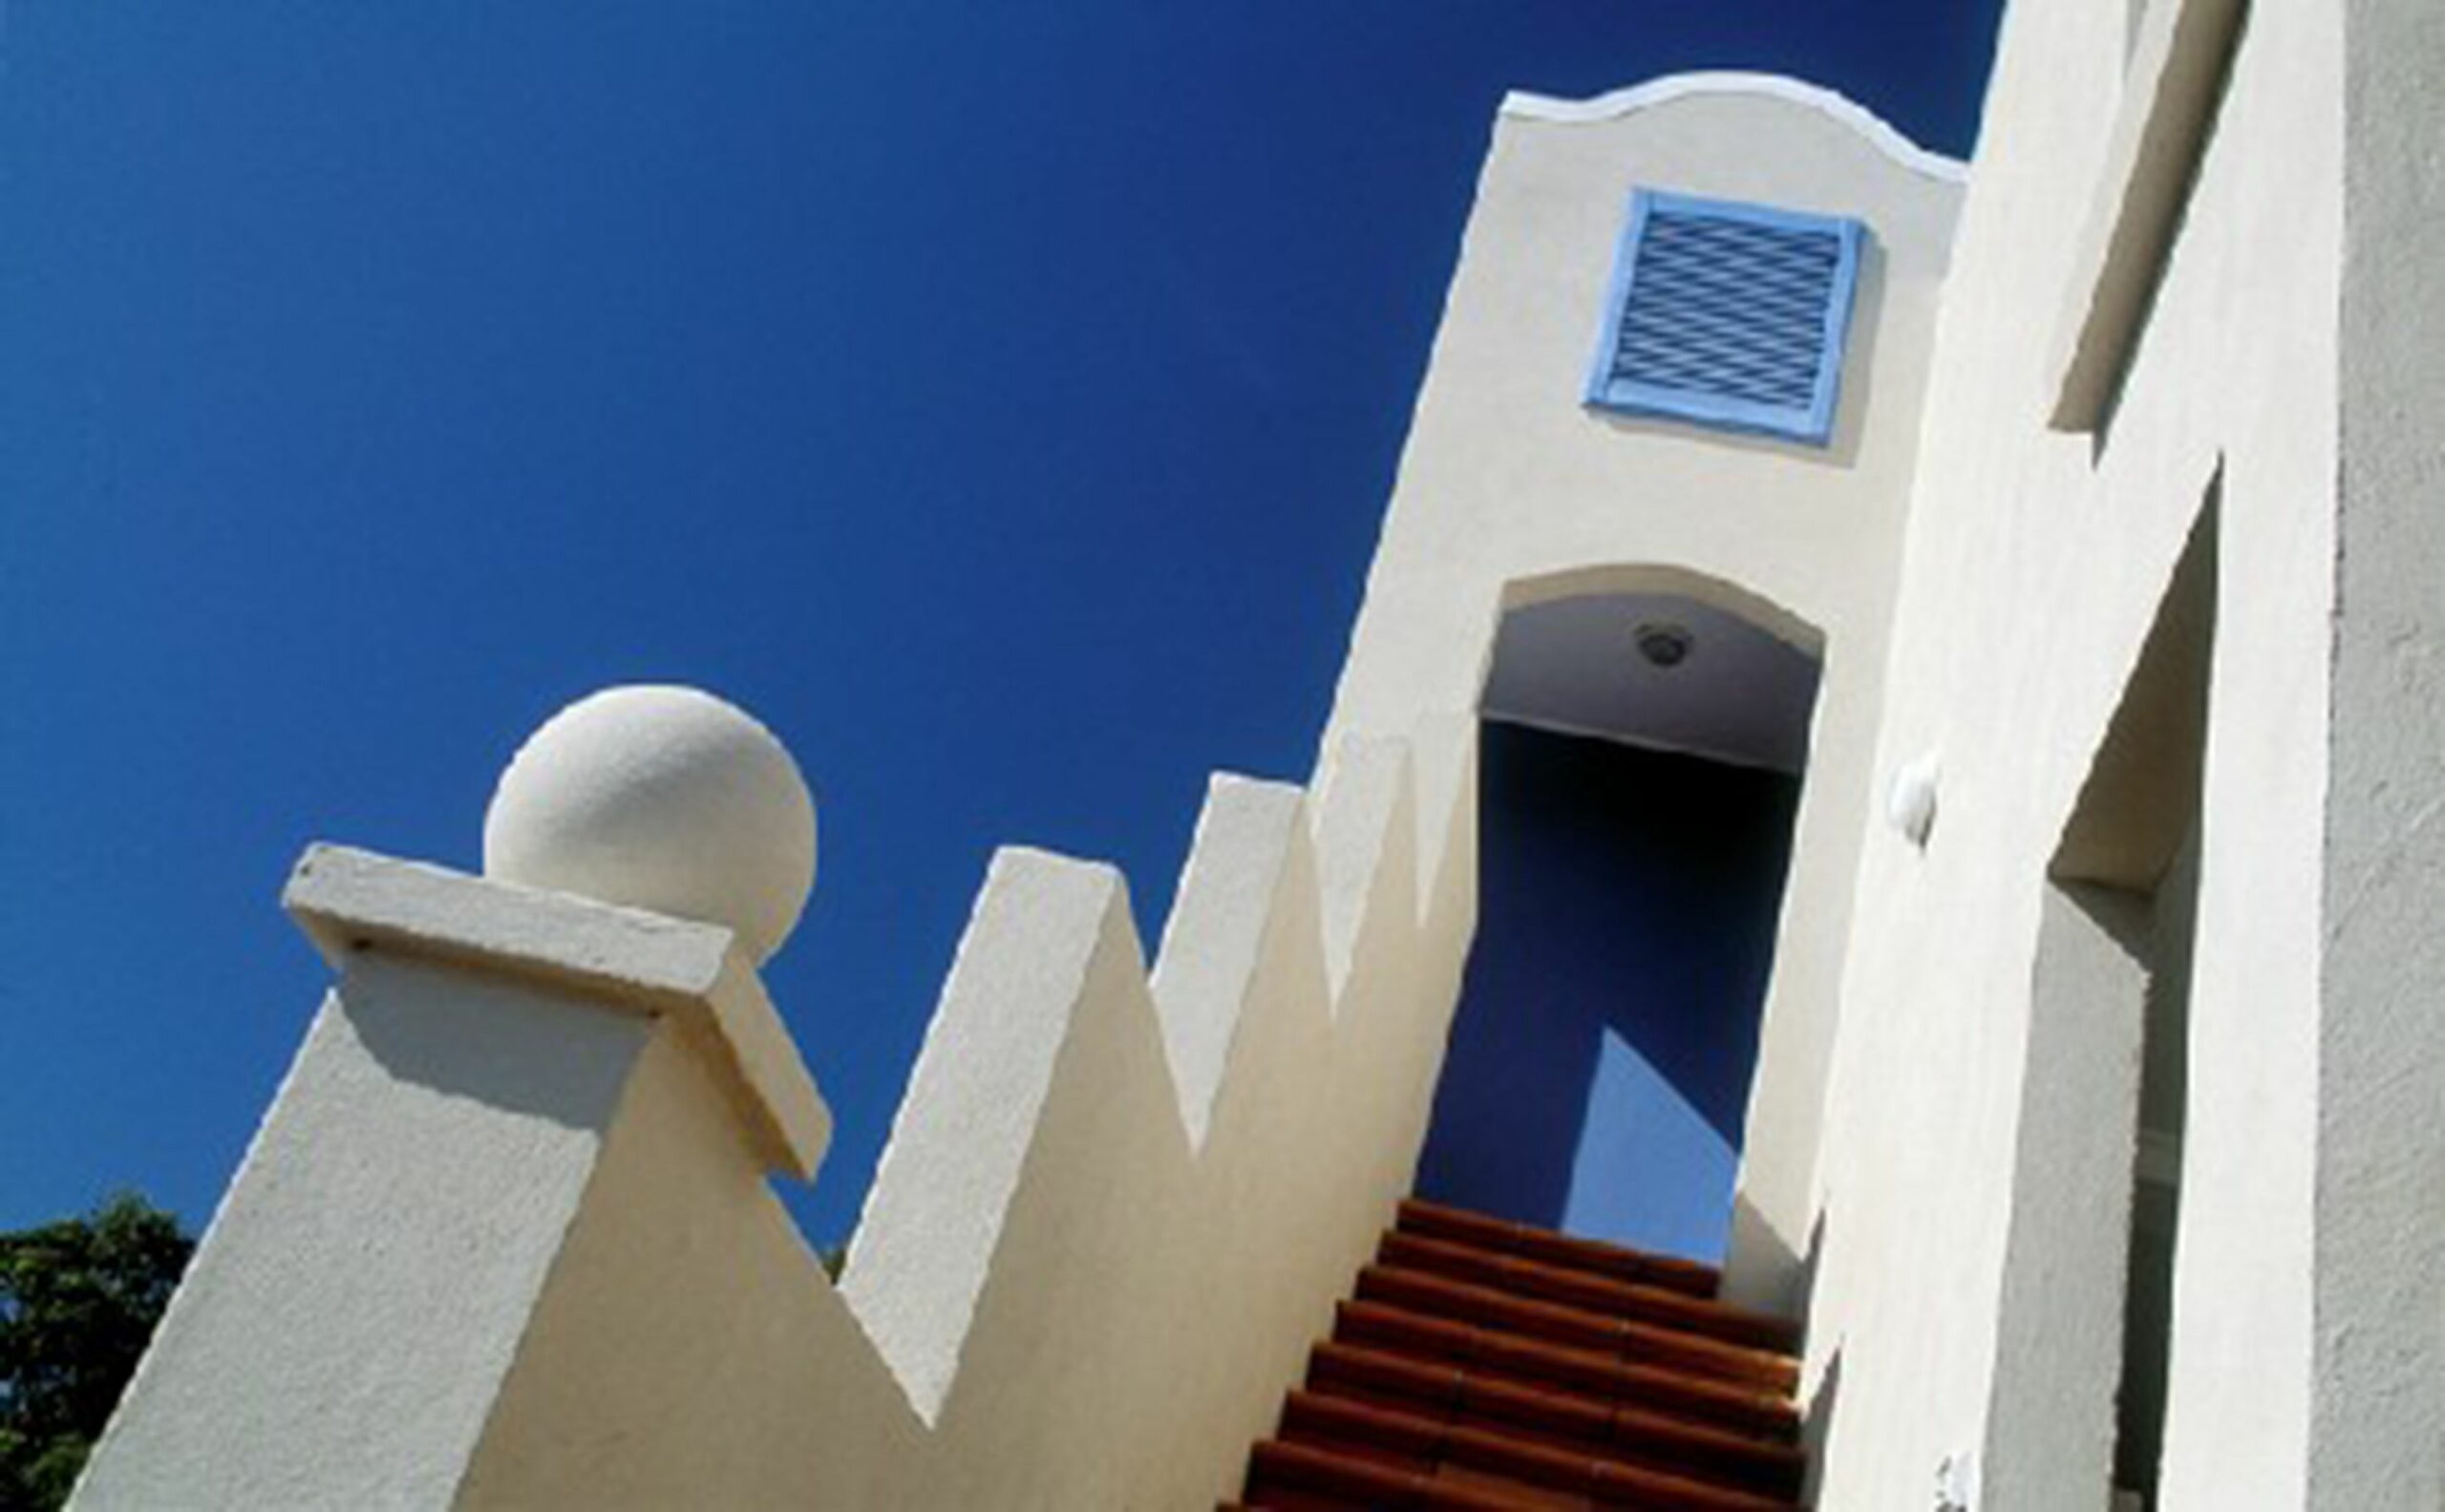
{"left": 1398, "top": 1201, "right": 1720, "bottom": 1301}
{"left": 1246, "top": 1437, "right": 1562, "bottom": 1510}
{"left": 1227, "top": 1493, "right": 1480, "bottom": 1512}
{"left": 1308, "top": 1341, "right": 1805, "bottom": 1500}
{"left": 1274, "top": 1392, "right": 1799, "bottom": 1511}
{"left": 1378, "top": 1231, "right": 1801, "bottom": 1356}
{"left": 1334, "top": 1300, "right": 1800, "bottom": 1444}
{"left": 1356, "top": 1266, "right": 1799, "bottom": 1394}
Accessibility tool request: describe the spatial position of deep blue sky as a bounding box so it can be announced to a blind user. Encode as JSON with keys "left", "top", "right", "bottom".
{"left": 1, "top": 3, "right": 2001, "bottom": 1248}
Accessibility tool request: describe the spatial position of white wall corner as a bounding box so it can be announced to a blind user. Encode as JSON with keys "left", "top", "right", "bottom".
{"left": 1150, "top": 775, "right": 1309, "bottom": 1147}
{"left": 1407, "top": 711, "right": 1480, "bottom": 914}
{"left": 1310, "top": 734, "right": 1419, "bottom": 1003}
{"left": 840, "top": 847, "right": 1136, "bottom": 1424}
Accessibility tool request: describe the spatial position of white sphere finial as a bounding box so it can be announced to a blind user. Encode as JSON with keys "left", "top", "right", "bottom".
{"left": 483, "top": 685, "right": 817, "bottom": 963}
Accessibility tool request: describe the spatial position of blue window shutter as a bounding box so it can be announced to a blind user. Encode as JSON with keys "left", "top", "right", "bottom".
{"left": 1584, "top": 190, "right": 1865, "bottom": 446}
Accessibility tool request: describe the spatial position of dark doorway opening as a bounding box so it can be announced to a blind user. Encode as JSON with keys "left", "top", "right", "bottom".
{"left": 1415, "top": 588, "right": 1818, "bottom": 1262}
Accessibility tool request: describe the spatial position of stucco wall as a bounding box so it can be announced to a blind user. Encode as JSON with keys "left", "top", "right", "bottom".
{"left": 1801, "top": 0, "right": 2344, "bottom": 1502}
{"left": 1320, "top": 80, "right": 1964, "bottom": 1308}
{"left": 1979, "top": 884, "right": 2151, "bottom": 1511}
{"left": 2316, "top": 2, "right": 2445, "bottom": 1503}
{"left": 77, "top": 963, "right": 657, "bottom": 1510}
{"left": 823, "top": 726, "right": 1475, "bottom": 1508}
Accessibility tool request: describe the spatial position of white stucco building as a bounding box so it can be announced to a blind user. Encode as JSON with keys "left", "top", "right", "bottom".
{"left": 74, "top": 2, "right": 2443, "bottom": 1507}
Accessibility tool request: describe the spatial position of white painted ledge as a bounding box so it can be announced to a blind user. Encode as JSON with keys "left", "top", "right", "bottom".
{"left": 284, "top": 843, "right": 830, "bottom": 1179}
{"left": 1500, "top": 72, "right": 1969, "bottom": 185}
{"left": 2045, "top": 0, "right": 2247, "bottom": 431}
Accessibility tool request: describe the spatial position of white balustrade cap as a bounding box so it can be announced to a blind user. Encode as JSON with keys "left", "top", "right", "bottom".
{"left": 286, "top": 843, "right": 831, "bottom": 1180}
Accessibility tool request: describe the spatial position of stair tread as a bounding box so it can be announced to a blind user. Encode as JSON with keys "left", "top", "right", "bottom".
{"left": 1335, "top": 1299, "right": 1800, "bottom": 1441}
{"left": 1308, "top": 1341, "right": 1805, "bottom": 1495}
{"left": 1234, "top": 1203, "right": 1811, "bottom": 1511}
{"left": 1379, "top": 1230, "right": 1801, "bottom": 1355}
{"left": 1248, "top": 1437, "right": 1559, "bottom": 1510}
{"left": 1270, "top": 1394, "right": 1798, "bottom": 1511}
{"left": 1398, "top": 1200, "right": 1721, "bottom": 1299}
{"left": 1358, "top": 1265, "right": 1799, "bottom": 1392}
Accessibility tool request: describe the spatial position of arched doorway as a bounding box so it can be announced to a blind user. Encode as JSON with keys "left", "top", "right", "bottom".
{"left": 1414, "top": 579, "right": 1820, "bottom": 1263}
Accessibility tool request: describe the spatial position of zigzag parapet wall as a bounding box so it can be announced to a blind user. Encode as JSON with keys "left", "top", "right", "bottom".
{"left": 75, "top": 721, "right": 1478, "bottom": 1509}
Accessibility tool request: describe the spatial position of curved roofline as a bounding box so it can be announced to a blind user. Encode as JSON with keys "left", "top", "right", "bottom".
{"left": 1500, "top": 73, "right": 1968, "bottom": 185}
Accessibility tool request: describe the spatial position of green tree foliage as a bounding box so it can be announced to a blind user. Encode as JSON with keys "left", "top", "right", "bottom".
{"left": 0, "top": 1195, "right": 192, "bottom": 1512}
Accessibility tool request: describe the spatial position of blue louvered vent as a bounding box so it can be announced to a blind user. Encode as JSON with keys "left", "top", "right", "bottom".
{"left": 1584, "top": 191, "right": 1864, "bottom": 445}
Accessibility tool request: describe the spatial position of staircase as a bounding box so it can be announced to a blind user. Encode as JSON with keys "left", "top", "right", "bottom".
{"left": 1225, "top": 1199, "right": 1809, "bottom": 1511}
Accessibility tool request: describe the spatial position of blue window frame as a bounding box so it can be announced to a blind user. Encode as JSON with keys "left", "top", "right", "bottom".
{"left": 1584, "top": 190, "right": 1865, "bottom": 446}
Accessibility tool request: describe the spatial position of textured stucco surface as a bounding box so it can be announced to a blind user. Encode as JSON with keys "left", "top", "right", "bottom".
{"left": 2315, "top": 2, "right": 2445, "bottom": 1503}
{"left": 1803, "top": 0, "right": 2341, "bottom": 1502}
{"left": 454, "top": 1012, "right": 926, "bottom": 1509}
{"left": 1980, "top": 885, "right": 2149, "bottom": 1510}
{"left": 483, "top": 685, "right": 817, "bottom": 966}
{"left": 76, "top": 959, "right": 652, "bottom": 1510}
{"left": 840, "top": 725, "right": 1478, "bottom": 1505}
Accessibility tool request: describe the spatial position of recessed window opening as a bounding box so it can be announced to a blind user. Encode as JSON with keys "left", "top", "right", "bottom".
{"left": 1986, "top": 492, "right": 2217, "bottom": 1512}
{"left": 1414, "top": 586, "right": 1819, "bottom": 1263}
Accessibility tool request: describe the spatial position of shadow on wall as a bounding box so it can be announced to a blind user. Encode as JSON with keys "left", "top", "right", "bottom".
{"left": 1414, "top": 723, "right": 1799, "bottom": 1261}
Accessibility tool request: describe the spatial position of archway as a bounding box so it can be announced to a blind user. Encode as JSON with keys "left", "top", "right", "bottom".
{"left": 1414, "top": 569, "right": 1821, "bottom": 1263}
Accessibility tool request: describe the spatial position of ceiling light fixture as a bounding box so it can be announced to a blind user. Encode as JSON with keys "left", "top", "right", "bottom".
{"left": 1633, "top": 622, "right": 1694, "bottom": 669}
